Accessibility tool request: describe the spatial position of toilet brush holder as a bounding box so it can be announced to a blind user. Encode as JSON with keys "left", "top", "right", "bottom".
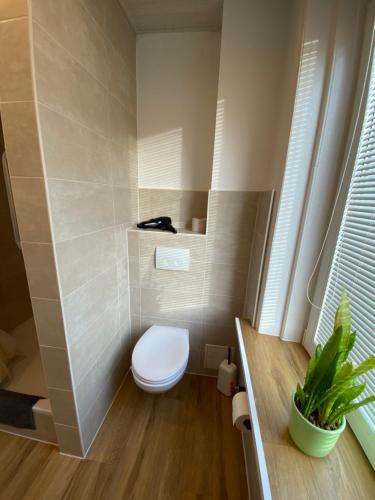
{"left": 217, "top": 348, "right": 237, "bottom": 397}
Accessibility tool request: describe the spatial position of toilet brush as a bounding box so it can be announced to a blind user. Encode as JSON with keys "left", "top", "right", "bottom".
{"left": 217, "top": 347, "right": 237, "bottom": 397}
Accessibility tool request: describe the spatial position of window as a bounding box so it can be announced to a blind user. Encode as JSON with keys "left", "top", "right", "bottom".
{"left": 309, "top": 29, "right": 375, "bottom": 467}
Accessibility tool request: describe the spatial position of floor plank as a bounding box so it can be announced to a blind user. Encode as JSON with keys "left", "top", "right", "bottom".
{"left": 0, "top": 374, "right": 247, "bottom": 500}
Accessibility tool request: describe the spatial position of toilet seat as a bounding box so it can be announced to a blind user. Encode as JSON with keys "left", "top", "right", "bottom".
{"left": 131, "top": 325, "right": 189, "bottom": 393}
{"left": 132, "top": 361, "right": 186, "bottom": 386}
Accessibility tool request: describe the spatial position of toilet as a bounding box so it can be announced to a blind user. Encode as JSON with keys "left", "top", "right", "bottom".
{"left": 131, "top": 325, "right": 189, "bottom": 393}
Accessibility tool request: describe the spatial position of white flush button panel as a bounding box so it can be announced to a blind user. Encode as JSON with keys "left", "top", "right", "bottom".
{"left": 155, "top": 247, "right": 190, "bottom": 271}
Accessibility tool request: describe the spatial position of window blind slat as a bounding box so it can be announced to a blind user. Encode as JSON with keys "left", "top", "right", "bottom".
{"left": 315, "top": 53, "right": 375, "bottom": 427}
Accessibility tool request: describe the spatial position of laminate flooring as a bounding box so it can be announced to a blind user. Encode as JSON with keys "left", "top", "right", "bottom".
{"left": 0, "top": 374, "right": 247, "bottom": 500}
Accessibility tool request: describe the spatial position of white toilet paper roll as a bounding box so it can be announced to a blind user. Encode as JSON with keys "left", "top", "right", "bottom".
{"left": 232, "top": 392, "right": 251, "bottom": 432}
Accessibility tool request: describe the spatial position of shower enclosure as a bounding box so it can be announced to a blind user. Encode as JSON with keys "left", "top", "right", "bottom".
{"left": 0, "top": 116, "right": 56, "bottom": 443}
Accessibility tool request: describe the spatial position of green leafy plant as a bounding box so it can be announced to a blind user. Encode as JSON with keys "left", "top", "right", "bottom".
{"left": 295, "top": 290, "right": 375, "bottom": 429}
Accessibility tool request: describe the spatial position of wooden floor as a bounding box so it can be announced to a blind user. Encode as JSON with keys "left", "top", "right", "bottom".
{"left": 0, "top": 374, "right": 247, "bottom": 500}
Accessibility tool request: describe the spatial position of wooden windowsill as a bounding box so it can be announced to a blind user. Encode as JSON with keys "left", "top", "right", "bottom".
{"left": 236, "top": 319, "right": 374, "bottom": 500}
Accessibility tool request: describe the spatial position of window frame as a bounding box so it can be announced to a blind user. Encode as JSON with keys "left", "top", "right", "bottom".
{"left": 303, "top": 1, "right": 375, "bottom": 468}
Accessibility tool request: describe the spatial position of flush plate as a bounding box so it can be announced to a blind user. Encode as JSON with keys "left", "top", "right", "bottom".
{"left": 155, "top": 247, "right": 190, "bottom": 271}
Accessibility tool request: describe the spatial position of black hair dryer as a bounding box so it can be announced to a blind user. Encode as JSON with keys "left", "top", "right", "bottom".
{"left": 137, "top": 216, "right": 177, "bottom": 234}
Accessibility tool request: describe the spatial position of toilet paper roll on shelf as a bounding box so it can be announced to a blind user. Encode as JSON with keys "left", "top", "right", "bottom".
{"left": 232, "top": 392, "right": 251, "bottom": 432}
{"left": 192, "top": 217, "right": 206, "bottom": 234}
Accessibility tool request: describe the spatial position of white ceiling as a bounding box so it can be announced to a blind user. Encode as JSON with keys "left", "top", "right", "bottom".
{"left": 120, "top": 0, "right": 223, "bottom": 33}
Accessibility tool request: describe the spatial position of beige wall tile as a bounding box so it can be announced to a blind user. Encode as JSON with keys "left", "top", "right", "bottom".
{"left": 119, "top": 289, "right": 130, "bottom": 324}
{"left": 40, "top": 346, "right": 72, "bottom": 390}
{"left": 139, "top": 230, "right": 206, "bottom": 262}
{"left": 32, "top": 0, "right": 109, "bottom": 88}
{"left": 130, "top": 314, "right": 141, "bottom": 343}
{"left": 113, "top": 187, "right": 138, "bottom": 224}
{"left": 206, "top": 190, "right": 258, "bottom": 240}
{"left": 0, "top": 17, "right": 32, "bottom": 101}
{"left": 119, "top": 290, "right": 131, "bottom": 321}
{"left": 55, "top": 424, "right": 83, "bottom": 456}
{"left": 38, "top": 104, "right": 111, "bottom": 183}
{"left": 1, "top": 102, "right": 43, "bottom": 177}
{"left": 48, "top": 179, "right": 114, "bottom": 242}
{"left": 203, "top": 293, "right": 244, "bottom": 325}
{"left": 245, "top": 190, "right": 274, "bottom": 322}
{"left": 105, "top": 0, "right": 136, "bottom": 73}
{"left": 110, "top": 140, "right": 136, "bottom": 188}
{"left": 11, "top": 177, "right": 51, "bottom": 243}
{"left": 139, "top": 255, "right": 205, "bottom": 294}
{"left": 75, "top": 332, "right": 123, "bottom": 423}
{"left": 139, "top": 189, "right": 208, "bottom": 230}
{"left": 204, "top": 262, "right": 248, "bottom": 298}
{"left": 32, "top": 408, "right": 58, "bottom": 443}
{"left": 129, "top": 287, "right": 140, "bottom": 317}
{"left": 128, "top": 258, "right": 140, "bottom": 288}
{"left": 80, "top": 387, "right": 112, "bottom": 453}
{"left": 56, "top": 227, "right": 117, "bottom": 296}
{"left": 48, "top": 388, "right": 78, "bottom": 427}
{"left": 108, "top": 95, "right": 134, "bottom": 145}
{"left": 33, "top": 23, "right": 108, "bottom": 137}
{"left": 63, "top": 266, "right": 118, "bottom": 342}
{"left": 22, "top": 242, "right": 59, "bottom": 299}
{"left": 106, "top": 41, "right": 136, "bottom": 111}
{"left": 206, "top": 234, "right": 252, "bottom": 267}
{"left": 141, "top": 288, "right": 204, "bottom": 323}
{"left": 116, "top": 224, "right": 131, "bottom": 262}
{"left": 80, "top": 0, "right": 105, "bottom": 30}
{"left": 127, "top": 230, "right": 139, "bottom": 257}
{"left": 202, "top": 322, "right": 237, "bottom": 347}
{"left": 69, "top": 299, "right": 119, "bottom": 385}
{"left": 119, "top": 316, "right": 131, "bottom": 355}
{"left": 32, "top": 298, "right": 66, "bottom": 348}
{"left": 30, "top": 0, "right": 138, "bottom": 460}
{"left": 117, "top": 258, "right": 129, "bottom": 297}
{"left": 0, "top": 0, "right": 27, "bottom": 21}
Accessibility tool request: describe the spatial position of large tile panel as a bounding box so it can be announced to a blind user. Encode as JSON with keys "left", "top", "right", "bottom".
{"left": 38, "top": 104, "right": 111, "bottom": 183}
{"left": 0, "top": 0, "right": 27, "bottom": 21}
{"left": 47, "top": 179, "right": 114, "bottom": 242}
{"left": 0, "top": 17, "right": 32, "bottom": 101}
{"left": 0, "top": 102, "right": 43, "bottom": 177}
{"left": 33, "top": 22, "right": 108, "bottom": 137}
{"left": 56, "top": 227, "right": 117, "bottom": 296}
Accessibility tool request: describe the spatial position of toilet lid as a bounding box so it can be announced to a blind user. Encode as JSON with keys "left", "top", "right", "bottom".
{"left": 132, "top": 325, "right": 189, "bottom": 383}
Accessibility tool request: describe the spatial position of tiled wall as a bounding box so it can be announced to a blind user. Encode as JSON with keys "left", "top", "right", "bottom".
{"left": 129, "top": 190, "right": 263, "bottom": 374}
{"left": 244, "top": 191, "right": 274, "bottom": 325}
{"left": 0, "top": 0, "right": 60, "bottom": 444}
{"left": 30, "top": 0, "right": 138, "bottom": 455}
{"left": 138, "top": 188, "right": 208, "bottom": 231}
{"left": 0, "top": 116, "right": 33, "bottom": 331}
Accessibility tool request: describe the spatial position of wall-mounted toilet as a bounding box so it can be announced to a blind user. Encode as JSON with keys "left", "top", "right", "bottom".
{"left": 131, "top": 325, "right": 189, "bottom": 393}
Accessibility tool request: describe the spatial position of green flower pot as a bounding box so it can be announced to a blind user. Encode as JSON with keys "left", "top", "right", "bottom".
{"left": 288, "top": 393, "right": 346, "bottom": 458}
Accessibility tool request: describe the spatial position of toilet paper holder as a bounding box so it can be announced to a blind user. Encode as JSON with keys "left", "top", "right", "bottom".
{"left": 243, "top": 418, "right": 251, "bottom": 431}
{"left": 232, "top": 391, "right": 252, "bottom": 432}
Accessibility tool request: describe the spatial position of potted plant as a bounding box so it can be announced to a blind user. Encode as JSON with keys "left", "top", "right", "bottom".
{"left": 289, "top": 290, "right": 375, "bottom": 458}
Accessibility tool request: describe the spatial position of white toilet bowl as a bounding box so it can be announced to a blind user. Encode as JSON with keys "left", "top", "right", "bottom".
{"left": 131, "top": 325, "right": 189, "bottom": 393}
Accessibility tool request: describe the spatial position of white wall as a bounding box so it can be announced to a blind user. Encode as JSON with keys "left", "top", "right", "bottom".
{"left": 211, "top": 0, "right": 296, "bottom": 191}
{"left": 137, "top": 32, "right": 221, "bottom": 190}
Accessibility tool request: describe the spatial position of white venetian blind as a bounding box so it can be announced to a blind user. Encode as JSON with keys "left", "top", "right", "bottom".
{"left": 314, "top": 46, "right": 375, "bottom": 428}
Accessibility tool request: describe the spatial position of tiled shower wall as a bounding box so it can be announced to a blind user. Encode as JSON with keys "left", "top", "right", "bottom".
{"left": 31, "top": 0, "right": 138, "bottom": 455}
{"left": 129, "top": 190, "right": 271, "bottom": 374}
